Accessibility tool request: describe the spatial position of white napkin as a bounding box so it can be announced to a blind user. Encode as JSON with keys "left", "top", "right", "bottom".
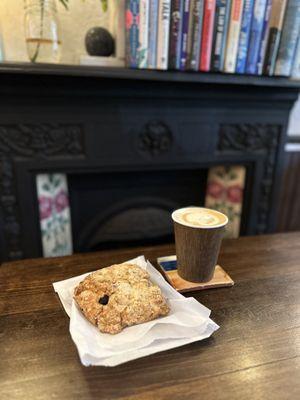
{"left": 53, "top": 256, "right": 219, "bottom": 367}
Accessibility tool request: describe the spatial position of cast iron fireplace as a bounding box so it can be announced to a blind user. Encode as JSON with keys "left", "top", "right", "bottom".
{"left": 0, "top": 64, "right": 298, "bottom": 261}
{"left": 69, "top": 169, "right": 207, "bottom": 252}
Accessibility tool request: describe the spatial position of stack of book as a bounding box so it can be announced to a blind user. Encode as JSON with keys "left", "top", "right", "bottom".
{"left": 125, "top": 0, "right": 300, "bottom": 78}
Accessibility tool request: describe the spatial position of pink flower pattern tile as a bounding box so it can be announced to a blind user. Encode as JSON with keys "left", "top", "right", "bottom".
{"left": 205, "top": 166, "right": 246, "bottom": 238}
{"left": 36, "top": 174, "right": 73, "bottom": 257}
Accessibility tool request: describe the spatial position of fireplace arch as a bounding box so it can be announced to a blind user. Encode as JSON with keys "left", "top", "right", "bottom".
{"left": 77, "top": 197, "right": 178, "bottom": 251}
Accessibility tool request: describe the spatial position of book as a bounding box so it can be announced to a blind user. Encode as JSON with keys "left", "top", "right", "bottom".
{"left": 180, "top": 0, "right": 191, "bottom": 69}
{"left": 148, "top": 0, "right": 159, "bottom": 69}
{"left": 246, "top": 0, "right": 268, "bottom": 74}
{"left": 188, "top": 0, "right": 205, "bottom": 70}
{"left": 257, "top": 0, "right": 273, "bottom": 74}
{"left": 224, "top": 0, "right": 245, "bottom": 72}
{"left": 263, "top": 0, "right": 288, "bottom": 75}
{"left": 211, "top": 0, "right": 232, "bottom": 71}
{"left": 168, "top": 0, "right": 184, "bottom": 69}
{"left": 157, "top": 0, "right": 172, "bottom": 70}
{"left": 274, "top": 0, "right": 300, "bottom": 76}
{"left": 236, "top": 0, "right": 255, "bottom": 73}
{"left": 199, "top": 0, "right": 217, "bottom": 71}
{"left": 291, "top": 37, "right": 300, "bottom": 78}
{"left": 125, "top": 0, "right": 140, "bottom": 68}
{"left": 138, "top": 0, "right": 149, "bottom": 68}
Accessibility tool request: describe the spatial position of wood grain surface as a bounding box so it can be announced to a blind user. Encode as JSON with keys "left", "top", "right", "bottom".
{"left": 162, "top": 265, "right": 234, "bottom": 292}
{"left": 1, "top": 233, "right": 300, "bottom": 400}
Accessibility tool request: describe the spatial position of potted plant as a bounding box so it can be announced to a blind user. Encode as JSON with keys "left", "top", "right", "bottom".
{"left": 24, "top": 0, "right": 108, "bottom": 63}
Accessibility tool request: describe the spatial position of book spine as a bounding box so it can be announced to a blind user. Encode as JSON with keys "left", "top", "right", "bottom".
{"left": 211, "top": 0, "right": 232, "bottom": 71}
{"left": 291, "top": 37, "right": 300, "bottom": 78}
{"left": 199, "top": 0, "right": 217, "bottom": 71}
{"left": 180, "top": 0, "right": 191, "bottom": 69}
{"left": 236, "top": 0, "right": 255, "bottom": 73}
{"left": 189, "top": 0, "right": 205, "bottom": 70}
{"left": 148, "top": 0, "right": 159, "bottom": 69}
{"left": 138, "top": 0, "right": 149, "bottom": 68}
{"left": 275, "top": 0, "right": 300, "bottom": 76}
{"left": 257, "top": 0, "right": 273, "bottom": 74}
{"left": 224, "top": 0, "right": 245, "bottom": 72}
{"left": 168, "top": 0, "right": 184, "bottom": 69}
{"left": 263, "top": 0, "right": 288, "bottom": 75}
{"left": 186, "top": 0, "right": 196, "bottom": 69}
{"left": 125, "top": 0, "right": 140, "bottom": 68}
{"left": 157, "top": 0, "right": 172, "bottom": 70}
{"left": 246, "top": 0, "right": 268, "bottom": 74}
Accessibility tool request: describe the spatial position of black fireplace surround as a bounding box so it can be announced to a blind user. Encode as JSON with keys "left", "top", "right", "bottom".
{"left": 0, "top": 63, "right": 299, "bottom": 262}
{"left": 69, "top": 169, "right": 207, "bottom": 252}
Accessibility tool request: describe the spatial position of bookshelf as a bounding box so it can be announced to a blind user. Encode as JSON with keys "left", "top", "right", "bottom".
{"left": 0, "top": 62, "right": 300, "bottom": 88}
{"left": 126, "top": 0, "right": 300, "bottom": 79}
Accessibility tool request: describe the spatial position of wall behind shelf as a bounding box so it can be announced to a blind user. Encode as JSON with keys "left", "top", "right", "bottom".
{"left": 0, "top": 0, "right": 111, "bottom": 64}
{"left": 288, "top": 95, "right": 300, "bottom": 136}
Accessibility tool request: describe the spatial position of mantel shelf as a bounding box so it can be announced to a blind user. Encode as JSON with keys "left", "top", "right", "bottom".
{"left": 1, "top": 62, "right": 300, "bottom": 89}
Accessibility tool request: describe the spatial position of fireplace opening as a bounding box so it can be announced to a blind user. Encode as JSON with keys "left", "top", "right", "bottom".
{"left": 68, "top": 169, "right": 208, "bottom": 252}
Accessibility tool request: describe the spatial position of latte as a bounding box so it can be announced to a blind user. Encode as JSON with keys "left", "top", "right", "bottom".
{"left": 172, "top": 207, "right": 228, "bottom": 229}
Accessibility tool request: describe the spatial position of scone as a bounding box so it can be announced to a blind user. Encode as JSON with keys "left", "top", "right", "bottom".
{"left": 74, "top": 263, "right": 170, "bottom": 334}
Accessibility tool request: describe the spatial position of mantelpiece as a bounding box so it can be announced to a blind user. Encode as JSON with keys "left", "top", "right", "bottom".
{"left": 0, "top": 62, "right": 299, "bottom": 261}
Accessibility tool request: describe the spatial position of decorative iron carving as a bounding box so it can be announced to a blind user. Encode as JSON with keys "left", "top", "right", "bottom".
{"left": 0, "top": 124, "right": 85, "bottom": 260}
{"left": 218, "top": 124, "right": 281, "bottom": 234}
{"left": 0, "top": 157, "right": 23, "bottom": 260}
{"left": 218, "top": 124, "right": 280, "bottom": 153}
{"left": 0, "top": 124, "right": 84, "bottom": 158}
{"left": 138, "top": 120, "right": 173, "bottom": 156}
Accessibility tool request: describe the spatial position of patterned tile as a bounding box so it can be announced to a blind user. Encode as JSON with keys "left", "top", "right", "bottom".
{"left": 205, "top": 166, "right": 246, "bottom": 238}
{"left": 36, "top": 174, "right": 73, "bottom": 257}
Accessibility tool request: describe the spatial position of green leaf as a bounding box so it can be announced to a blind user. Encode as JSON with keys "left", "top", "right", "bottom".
{"left": 101, "top": 0, "right": 108, "bottom": 12}
{"left": 42, "top": 183, "right": 50, "bottom": 191}
{"left": 58, "top": 0, "right": 69, "bottom": 10}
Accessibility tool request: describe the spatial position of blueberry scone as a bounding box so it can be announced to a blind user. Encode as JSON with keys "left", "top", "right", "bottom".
{"left": 74, "top": 263, "right": 170, "bottom": 334}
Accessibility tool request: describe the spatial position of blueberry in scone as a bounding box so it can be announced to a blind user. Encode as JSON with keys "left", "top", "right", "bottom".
{"left": 74, "top": 263, "right": 170, "bottom": 334}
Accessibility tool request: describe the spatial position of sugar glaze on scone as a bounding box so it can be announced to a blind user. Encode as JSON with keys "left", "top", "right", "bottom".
{"left": 74, "top": 263, "right": 170, "bottom": 334}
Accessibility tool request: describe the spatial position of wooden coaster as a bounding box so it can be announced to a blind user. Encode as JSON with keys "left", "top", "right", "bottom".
{"left": 157, "top": 255, "right": 234, "bottom": 293}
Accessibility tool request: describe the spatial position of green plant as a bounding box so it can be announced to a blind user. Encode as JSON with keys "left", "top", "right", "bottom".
{"left": 28, "top": 0, "right": 108, "bottom": 62}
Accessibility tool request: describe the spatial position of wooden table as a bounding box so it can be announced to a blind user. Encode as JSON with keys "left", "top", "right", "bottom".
{"left": 1, "top": 233, "right": 300, "bottom": 400}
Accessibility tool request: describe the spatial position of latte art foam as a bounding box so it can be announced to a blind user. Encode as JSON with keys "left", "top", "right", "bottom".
{"left": 182, "top": 211, "right": 220, "bottom": 227}
{"left": 172, "top": 207, "right": 228, "bottom": 229}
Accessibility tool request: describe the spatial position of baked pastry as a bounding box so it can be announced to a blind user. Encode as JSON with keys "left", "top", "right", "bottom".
{"left": 74, "top": 263, "right": 170, "bottom": 334}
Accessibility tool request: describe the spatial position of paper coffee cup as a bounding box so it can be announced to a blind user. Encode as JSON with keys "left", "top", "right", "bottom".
{"left": 172, "top": 207, "right": 228, "bottom": 282}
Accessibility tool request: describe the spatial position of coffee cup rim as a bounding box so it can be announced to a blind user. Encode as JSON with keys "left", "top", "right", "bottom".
{"left": 171, "top": 207, "right": 228, "bottom": 229}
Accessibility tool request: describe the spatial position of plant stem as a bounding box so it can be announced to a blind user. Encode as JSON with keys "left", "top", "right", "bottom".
{"left": 30, "top": 0, "right": 45, "bottom": 62}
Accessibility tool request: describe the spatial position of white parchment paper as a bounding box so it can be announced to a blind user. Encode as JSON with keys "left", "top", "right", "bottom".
{"left": 53, "top": 256, "right": 219, "bottom": 367}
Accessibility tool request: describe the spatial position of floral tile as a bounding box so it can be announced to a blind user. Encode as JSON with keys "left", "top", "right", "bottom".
{"left": 205, "top": 166, "right": 246, "bottom": 238}
{"left": 36, "top": 174, "right": 73, "bottom": 257}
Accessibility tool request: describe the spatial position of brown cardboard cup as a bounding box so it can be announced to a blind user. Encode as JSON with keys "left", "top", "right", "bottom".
{"left": 172, "top": 207, "right": 228, "bottom": 283}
